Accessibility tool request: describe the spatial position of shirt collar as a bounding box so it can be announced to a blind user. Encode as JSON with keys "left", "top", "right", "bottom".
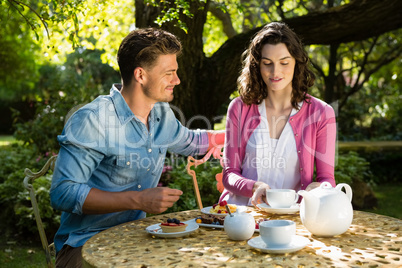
{"left": 110, "top": 84, "right": 162, "bottom": 125}
{"left": 110, "top": 84, "right": 135, "bottom": 125}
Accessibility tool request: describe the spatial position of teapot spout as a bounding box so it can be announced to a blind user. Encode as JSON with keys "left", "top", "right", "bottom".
{"left": 298, "top": 190, "right": 320, "bottom": 223}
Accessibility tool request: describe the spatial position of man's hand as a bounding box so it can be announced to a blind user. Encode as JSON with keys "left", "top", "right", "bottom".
{"left": 135, "top": 187, "right": 183, "bottom": 214}
{"left": 207, "top": 131, "right": 225, "bottom": 152}
{"left": 82, "top": 187, "right": 182, "bottom": 215}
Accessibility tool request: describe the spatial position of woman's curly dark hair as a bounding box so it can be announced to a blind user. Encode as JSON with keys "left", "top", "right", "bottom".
{"left": 238, "top": 22, "right": 315, "bottom": 108}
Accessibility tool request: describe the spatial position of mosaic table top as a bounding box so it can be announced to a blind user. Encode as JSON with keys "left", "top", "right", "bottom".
{"left": 82, "top": 208, "right": 401, "bottom": 268}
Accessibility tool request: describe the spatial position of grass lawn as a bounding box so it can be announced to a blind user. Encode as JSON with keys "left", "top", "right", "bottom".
{"left": 0, "top": 238, "right": 50, "bottom": 268}
{"left": 0, "top": 135, "right": 17, "bottom": 146}
{"left": 362, "top": 182, "right": 402, "bottom": 219}
{"left": 1, "top": 183, "right": 400, "bottom": 267}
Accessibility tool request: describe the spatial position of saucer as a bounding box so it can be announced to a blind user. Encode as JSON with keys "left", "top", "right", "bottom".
{"left": 256, "top": 203, "right": 300, "bottom": 214}
{"left": 248, "top": 235, "right": 310, "bottom": 254}
{"left": 146, "top": 220, "right": 199, "bottom": 238}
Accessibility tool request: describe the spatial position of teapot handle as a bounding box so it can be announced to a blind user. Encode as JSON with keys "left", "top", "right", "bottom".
{"left": 335, "top": 183, "right": 353, "bottom": 202}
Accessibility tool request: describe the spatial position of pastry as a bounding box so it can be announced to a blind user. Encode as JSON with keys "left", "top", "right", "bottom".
{"left": 160, "top": 218, "right": 188, "bottom": 233}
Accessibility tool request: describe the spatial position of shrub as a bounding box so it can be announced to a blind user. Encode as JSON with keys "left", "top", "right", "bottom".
{"left": 161, "top": 155, "right": 222, "bottom": 213}
{"left": 12, "top": 49, "right": 120, "bottom": 154}
{"left": 335, "top": 151, "right": 374, "bottom": 185}
{"left": 15, "top": 173, "right": 60, "bottom": 237}
{"left": 364, "top": 150, "right": 402, "bottom": 184}
{"left": 0, "top": 144, "right": 60, "bottom": 240}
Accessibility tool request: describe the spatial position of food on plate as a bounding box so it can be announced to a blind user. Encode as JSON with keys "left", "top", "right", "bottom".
{"left": 196, "top": 215, "right": 270, "bottom": 229}
{"left": 209, "top": 201, "right": 237, "bottom": 214}
{"left": 197, "top": 214, "right": 225, "bottom": 226}
{"left": 160, "top": 218, "right": 188, "bottom": 233}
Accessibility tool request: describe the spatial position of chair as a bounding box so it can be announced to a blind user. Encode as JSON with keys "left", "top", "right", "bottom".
{"left": 186, "top": 146, "right": 224, "bottom": 209}
{"left": 23, "top": 155, "right": 57, "bottom": 268}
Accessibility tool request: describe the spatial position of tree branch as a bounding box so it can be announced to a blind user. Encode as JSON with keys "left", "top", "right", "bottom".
{"left": 207, "top": 0, "right": 402, "bottom": 107}
{"left": 340, "top": 42, "right": 402, "bottom": 108}
{"left": 352, "top": 37, "right": 379, "bottom": 89}
{"left": 283, "top": 0, "right": 402, "bottom": 45}
{"left": 208, "top": 1, "right": 237, "bottom": 38}
{"left": 7, "top": 0, "right": 50, "bottom": 38}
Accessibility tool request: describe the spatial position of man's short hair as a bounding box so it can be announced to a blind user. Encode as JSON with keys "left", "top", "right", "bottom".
{"left": 117, "top": 28, "right": 182, "bottom": 86}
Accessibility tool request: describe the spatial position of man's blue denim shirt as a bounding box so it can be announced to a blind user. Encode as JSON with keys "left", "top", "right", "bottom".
{"left": 50, "top": 84, "right": 208, "bottom": 253}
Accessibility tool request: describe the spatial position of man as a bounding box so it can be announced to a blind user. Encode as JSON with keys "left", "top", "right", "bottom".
{"left": 50, "top": 28, "right": 224, "bottom": 267}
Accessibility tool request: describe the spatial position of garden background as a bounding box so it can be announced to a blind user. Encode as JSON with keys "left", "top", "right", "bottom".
{"left": 0, "top": 0, "right": 401, "bottom": 266}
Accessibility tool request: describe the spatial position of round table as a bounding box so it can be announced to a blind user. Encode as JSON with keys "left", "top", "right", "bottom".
{"left": 82, "top": 209, "right": 401, "bottom": 267}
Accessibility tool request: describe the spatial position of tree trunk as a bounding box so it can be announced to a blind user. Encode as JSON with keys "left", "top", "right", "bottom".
{"left": 135, "top": 0, "right": 211, "bottom": 128}
{"left": 324, "top": 43, "right": 340, "bottom": 104}
{"left": 135, "top": 0, "right": 402, "bottom": 128}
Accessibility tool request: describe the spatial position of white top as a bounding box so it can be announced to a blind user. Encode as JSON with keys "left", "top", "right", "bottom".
{"left": 243, "top": 99, "right": 302, "bottom": 195}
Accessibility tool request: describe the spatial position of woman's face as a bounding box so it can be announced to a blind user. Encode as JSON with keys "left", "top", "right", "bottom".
{"left": 259, "top": 43, "right": 296, "bottom": 94}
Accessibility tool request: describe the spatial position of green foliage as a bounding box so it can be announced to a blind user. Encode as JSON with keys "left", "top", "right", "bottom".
{"left": 12, "top": 48, "right": 120, "bottom": 154}
{"left": 0, "top": 144, "right": 59, "bottom": 239}
{"left": 0, "top": 1, "right": 42, "bottom": 101}
{"left": 3, "top": 0, "right": 86, "bottom": 46}
{"left": 145, "top": 0, "right": 200, "bottom": 32}
{"left": 363, "top": 150, "right": 402, "bottom": 184}
{"left": 15, "top": 173, "right": 61, "bottom": 235}
{"left": 335, "top": 151, "right": 373, "bottom": 185}
{"left": 162, "top": 156, "right": 222, "bottom": 213}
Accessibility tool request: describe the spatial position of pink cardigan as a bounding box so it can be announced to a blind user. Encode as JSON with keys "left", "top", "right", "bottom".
{"left": 220, "top": 96, "right": 336, "bottom": 200}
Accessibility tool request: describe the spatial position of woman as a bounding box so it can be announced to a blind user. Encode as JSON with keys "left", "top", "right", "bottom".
{"left": 220, "top": 22, "right": 336, "bottom": 206}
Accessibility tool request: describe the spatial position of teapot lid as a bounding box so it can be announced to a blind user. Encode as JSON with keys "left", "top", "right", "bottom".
{"left": 310, "top": 182, "right": 338, "bottom": 197}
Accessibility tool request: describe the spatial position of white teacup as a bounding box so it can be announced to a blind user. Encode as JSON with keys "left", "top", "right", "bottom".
{"left": 266, "top": 189, "right": 299, "bottom": 208}
{"left": 259, "top": 220, "right": 296, "bottom": 247}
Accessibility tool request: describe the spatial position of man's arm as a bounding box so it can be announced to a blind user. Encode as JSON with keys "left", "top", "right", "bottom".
{"left": 82, "top": 187, "right": 183, "bottom": 214}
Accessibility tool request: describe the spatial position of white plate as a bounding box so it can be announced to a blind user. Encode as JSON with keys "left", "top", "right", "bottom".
{"left": 200, "top": 205, "right": 248, "bottom": 216}
{"left": 197, "top": 221, "right": 224, "bottom": 229}
{"left": 146, "top": 220, "right": 199, "bottom": 238}
{"left": 193, "top": 218, "right": 260, "bottom": 232}
{"left": 256, "top": 203, "right": 300, "bottom": 214}
{"left": 248, "top": 235, "right": 310, "bottom": 254}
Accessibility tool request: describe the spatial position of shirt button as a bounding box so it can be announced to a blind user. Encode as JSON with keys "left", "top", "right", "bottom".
{"left": 295, "top": 133, "right": 298, "bottom": 137}
{"left": 300, "top": 167, "right": 303, "bottom": 171}
{"left": 148, "top": 148, "right": 152, "bottom": 153}
{"left": 147, "top": 168, "right": 150, "bottom": 171}
{"left": 126, "top": 161, "right": 130, "bottom": 166}
{"left": 138, "top": 185, "right": 141, "bottom": 189}
{"left": 149, "top": 133, "right": 152, "bottom": 136}
{"left": 298, "top": 150, "right": 301, "bottom": 153}
{"left": 291, "top": 118, "right": 294, "bottom": 121}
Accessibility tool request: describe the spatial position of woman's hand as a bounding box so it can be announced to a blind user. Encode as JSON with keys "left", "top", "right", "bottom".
{"left": 305, "top": 182, "right": 321, "bottom": 191}
{"left": 251, "top": 182, "right": 270, "bottom": 207}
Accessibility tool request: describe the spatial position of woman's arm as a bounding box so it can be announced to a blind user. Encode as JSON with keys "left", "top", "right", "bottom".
{"left": 315, "top": 104, "right": 337, "bottom": 186}
{"left": 222, "top": 99, "right": 256, "bottom": 197}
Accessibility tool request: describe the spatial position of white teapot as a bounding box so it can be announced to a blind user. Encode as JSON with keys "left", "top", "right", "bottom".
{"left": 298, "top": 182, "right": 353, "bottom": 237}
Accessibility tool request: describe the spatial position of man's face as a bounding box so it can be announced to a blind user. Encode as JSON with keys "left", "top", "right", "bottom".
{"left": 141, "top": 54, "right": 180, "bottom": 103}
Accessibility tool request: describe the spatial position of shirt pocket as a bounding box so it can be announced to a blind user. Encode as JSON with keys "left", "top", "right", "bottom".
{"left": 111, "top": 154, "right": 140, "bottom": 186}
{"left": 152, "top": 147, "right": 167, "bottom": 176}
